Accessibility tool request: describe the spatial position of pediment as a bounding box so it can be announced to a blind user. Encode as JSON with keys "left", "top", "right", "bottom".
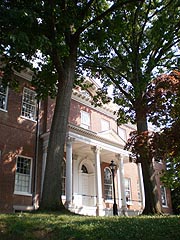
{"left": 97, "top": 129, "right": 126, "bottom": 146}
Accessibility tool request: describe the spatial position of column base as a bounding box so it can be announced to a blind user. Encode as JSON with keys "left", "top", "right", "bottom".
{"left": 96, "top": 204, "right": 104, "bottom": 216}
{"left": 64, "top": 201, "right": 72, "bottom": 209}
{"left": 121, "top": 205, "right": 128, "bottom": 216}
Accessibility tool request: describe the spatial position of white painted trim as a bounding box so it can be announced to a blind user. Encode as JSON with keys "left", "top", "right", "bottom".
{"left": 68, "top": 131, "right": 130, "bottom": 156}
{"left": 14, "top": 155, "right": 33, "bottom": 195}
{"left": 13, "top": 205, "right": 34, "bottom": 211}
{"left": 14, "top": 192, "right": 32, "bottom": 197}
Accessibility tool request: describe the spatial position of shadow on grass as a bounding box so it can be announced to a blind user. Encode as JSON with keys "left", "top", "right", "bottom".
{"left": 0, "top": 213, "right": 180, "bottom": 240}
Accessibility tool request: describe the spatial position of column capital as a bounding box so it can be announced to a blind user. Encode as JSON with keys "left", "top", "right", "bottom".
{"left": 91, "top": 145, "right": 102, "bottom": 153}
{"left": 115, "top": 154, "right": 123, "bottom": 162}
{"left": 66, "top": 136, "right": 75, "bottom": 144}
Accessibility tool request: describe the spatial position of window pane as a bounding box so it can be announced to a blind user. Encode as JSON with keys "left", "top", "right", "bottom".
{"left": 81, "top": 90, "right": 91, "bottom": 97}
{"left": 118, "top": 127, "right": 127, "bottom": 141}
{"left": 137, "top": 180, "right": 141, "bottom": 202}
{"left": 21, "top": 88, "right": 36, "bottom": 120}
{"left": 81, "top": 111, "right": 90, "bottom": 129}
{"left": 125, "top": 178, "right": 131, "bottom": 202}
{"left": 81, "top": 164, "right": 88, "bottom": 173}
{"left": 104, "top": 168, "right": 112, "bottom": 200}
{"left": 14, "top": 156, "right": 31, "bottom": 193}
{"left": 0, "top": 81, "right": 8, "bottom": 110}
{"left": 101, "top": 119, "right": 110, "bottom": 131}
{"left": 160, "top": 186, "right": 167, "bottom": 206}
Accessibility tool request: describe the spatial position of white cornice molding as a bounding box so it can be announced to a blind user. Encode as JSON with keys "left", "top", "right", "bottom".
{"left": 67, "top": 124, "right": 131, "bottom": 156}
{"left": 14, "top": 69, "right": 33, "bottom": 82}
{"left": 72, "top": 89, "right": 117, "bottom": 119}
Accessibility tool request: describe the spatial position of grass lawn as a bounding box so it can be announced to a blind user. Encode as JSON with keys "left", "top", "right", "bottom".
{"left": 0, "top": 212, "right": 179, "bottom": 240}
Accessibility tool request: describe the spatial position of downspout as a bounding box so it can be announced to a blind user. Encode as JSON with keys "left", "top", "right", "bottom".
{"left": 32, "top": 99, "right": 40, "bottom": 210}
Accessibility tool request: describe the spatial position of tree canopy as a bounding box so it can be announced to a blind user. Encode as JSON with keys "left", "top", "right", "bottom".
{"left": 0, "top": 0, "right": 140, "bottom": 211}
{"left": 80, "top": 0, "right": 180, "bottom": 214}
{"left": 1, "top": 0, "right": 180, "bottom": 214}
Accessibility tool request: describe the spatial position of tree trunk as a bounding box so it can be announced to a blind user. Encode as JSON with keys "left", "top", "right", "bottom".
{"left": 40, "top": 59, "right": 76, "bottom": 210}
{"left": 136, "top": 106, "right": 162, "bottom": 214}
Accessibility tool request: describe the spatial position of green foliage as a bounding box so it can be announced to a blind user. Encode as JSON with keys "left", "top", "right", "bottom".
{"left": 80, "top": 0, "right": 180, "bottom": 125}
{"left": 0, "top": 0, "right": 118, "bottom": 97}
{"left": 171, "top": 187, "right": 180, "bottom": 214}
{"left": 0, "top": 213, "right": 180, "bottom": 240}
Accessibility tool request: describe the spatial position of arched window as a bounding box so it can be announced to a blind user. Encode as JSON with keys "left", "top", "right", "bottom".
{"left": 81, "top": 164, "right": 88, "bottom": 174}
{"left": 104, "top": 168, "right": 113, "bottom": 200}
{"left": 61, "top": 159, "right": 66, "bottom": 195}
{"left": 81, "top": 90, "right": 91, "bottom": 98}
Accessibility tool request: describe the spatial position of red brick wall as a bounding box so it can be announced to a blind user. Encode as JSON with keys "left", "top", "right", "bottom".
{"left": 154, "top": 161, "right": 173, "bottom": 213}
{"left": 69, "top": 99, "right": 117, "bottom": 133}
{"left": 0, "top": 77, "right": 38, "bottom": 212}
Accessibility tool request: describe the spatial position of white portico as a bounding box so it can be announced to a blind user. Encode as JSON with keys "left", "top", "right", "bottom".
{"left": 63, "top": 123, "right": 144, "bottom": 216}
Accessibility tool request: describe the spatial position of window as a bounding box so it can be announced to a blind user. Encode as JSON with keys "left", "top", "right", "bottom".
{"left": 0, "top": 80, "right": 8, "bottom": 111}
{"left": 14, "top": 156, "right": 32, "bottom": 194}
{"left": 137, "top": 180, "right": 141, "bottom": 203}
{"left": 80, "top": 110, "right": 90, "bottom": 129}
{"left": 125, "top": 178, "right": 132, "bottom": 203}
{"left": 61, "top": 159, "right": 66, "bottom": 196}
{"left": 81, "top": 90, "right": 91, "bottom": 98}
{"left": 104, "top": 168, "right": 113, "bottom": 200}
{"left": 118, "top": 127, "right": 127, "bottom": 141}
{"left": 81, "top": 164, "right": 88, "bottom": 174}
{"left": 160, "top": 185, "right": 167, "bottom": 207}
{"left": 21, "top": 87, "right": 36, "bottom": 121}
{"left": 101, "top": 119, "right": 110, "bottom": 131}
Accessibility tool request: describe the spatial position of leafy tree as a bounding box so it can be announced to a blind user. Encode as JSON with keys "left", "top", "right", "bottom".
{"left": 80, "top": 1, "right": 180, "bottom": 214}
{"left": 153, "top": 70, "right": 180, "bottom": 214}
{"left": 0, "top": 0, "right": 139, "bottom": 210}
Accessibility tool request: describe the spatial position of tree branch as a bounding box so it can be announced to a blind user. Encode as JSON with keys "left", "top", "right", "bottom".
{"left": 75, "top": 0, "right": 141, "bottom": 37}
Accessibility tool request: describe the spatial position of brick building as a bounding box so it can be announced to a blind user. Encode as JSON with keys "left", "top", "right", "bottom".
{"left": 0, "top": 70, "right": 172, "bottom": 215}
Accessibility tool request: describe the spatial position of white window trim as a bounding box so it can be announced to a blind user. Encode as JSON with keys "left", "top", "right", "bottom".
{"left": 104, "top": 167, "right": 113, "bottom": 201}
{"left": 21, "top": 87, "right": 37, "bottom": 121}
{"left": 101, "top": 119, "right": 110, "bottom": 131}
{"left": 125, "top": 178, "right": 132, "bottom": 205}
{"left": 14, "top": 155, "right": 33, "bottom": 196}
{"left": 14, "top": 191, "right": 32, "bottom": 197}
{"left": 118, "top": 127, "right": 127, "bottom": 142}
{"left": 137, "top": 180, "right": 142, "bottom": 205}
{"left": 104, "top": 199, "right": 114, "bottom": 204}
{"left": 80, "top": 110, "right": 90, "bottom": 129}
{"left": 0, "top": 82, "right": 8, "bottom": 112}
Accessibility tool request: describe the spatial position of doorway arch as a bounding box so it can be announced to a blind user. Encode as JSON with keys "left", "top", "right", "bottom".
{"left": 79, "top": 159, "right": 95, "bottom": 206}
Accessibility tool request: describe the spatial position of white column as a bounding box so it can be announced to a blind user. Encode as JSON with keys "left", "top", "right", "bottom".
{"left": 118, "top": 154, "right": 128, "bottom": 216}
{"left": 65, "top": 136, "right": 74, "bottom": 208}
{"left": 137, "top": 163, "right": 145, "bottom": 211}
{"left": 92, "top": 146, "right": 103, "bottom": 216}
{"left": 116, "top": 155, "right": 122, "bottom": 209}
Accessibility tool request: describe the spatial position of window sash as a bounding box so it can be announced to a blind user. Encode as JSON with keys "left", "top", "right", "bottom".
{"left": 118, "top": 127, "right": 127, "bottom": 141}
{"left": 101, "top": 119, "right": 110, "bottom": 131}
{"left": 81, "top": 111, "right": 90, "bottom": 129}
{"left": 0, "top": 81, "right": 8, "bottom": 111}
{"left": 21, "top": 88, "right": 36, "bottom": 120}
{"left": 104, "top": 168, "right": 113, "bottom": 200}
{"left": 14, "top": 156, "right": 32, "bottom": 194}
{"left": 137, "top": 181, "right": 141, "bottom": 202}
{"left": 160, "top": 186, "right": 167, "bottom": 206}
{"left": 125, "top": 178, "right": 132, "bottom": 202}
